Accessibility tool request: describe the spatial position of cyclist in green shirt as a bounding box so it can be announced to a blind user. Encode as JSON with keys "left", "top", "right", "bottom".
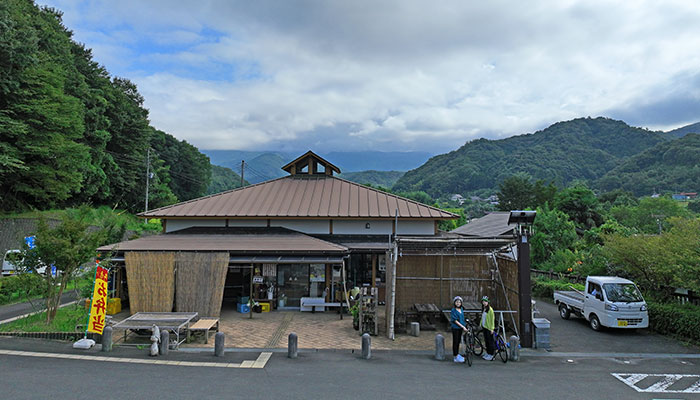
{"left": 481, "top": 296, "right": 496, "bottom": 361}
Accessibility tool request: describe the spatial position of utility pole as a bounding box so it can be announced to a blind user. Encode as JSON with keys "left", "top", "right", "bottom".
{"left": 240, "top": 160, "right": 245, "bottom": 187}
{"left": 145, "top": 147, "right": 151, "bottom": 213}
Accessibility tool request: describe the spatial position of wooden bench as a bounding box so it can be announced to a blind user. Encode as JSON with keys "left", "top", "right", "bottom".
{"left": 189, "top": 318, "right": 219, "bottom": 344}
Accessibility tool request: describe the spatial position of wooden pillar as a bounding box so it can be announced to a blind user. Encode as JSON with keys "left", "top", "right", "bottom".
{"left": 325, "top": 264, "right": 332, "bottom": 301}
{"left": 371, "top": 254, "right": 377, "bottom": 288}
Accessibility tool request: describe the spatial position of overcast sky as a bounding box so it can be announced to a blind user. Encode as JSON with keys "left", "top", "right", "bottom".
{"left": 41, "top": 0, "right": 700, "bottom": 154}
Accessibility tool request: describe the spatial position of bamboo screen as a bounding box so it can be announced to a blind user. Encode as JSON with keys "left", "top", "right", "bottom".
{"left": 394, "top": 254, "right": 495, "bottom": 311}
{"left": 125, "top": 252, "right": 176, "bottom": 314}
{"left": 175, "top": 252, "right": 228, "bottom": 317}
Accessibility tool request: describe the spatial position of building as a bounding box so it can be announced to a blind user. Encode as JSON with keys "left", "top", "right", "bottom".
{"left": 99, "top": 151, "right": 528, "bottom": 342}
{"left": 99, "top": 151, "right": 457, "bottom": 316}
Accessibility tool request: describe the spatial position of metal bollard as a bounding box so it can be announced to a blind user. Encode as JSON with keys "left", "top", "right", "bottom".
{"left": 509, "top": 335, "right": 520, "bottom": 361}
{"left": 214, "top": 332, "right": 225, "bottom": 357}
{"left": 361, "top": 333, "right": 371, "bottom": 359}
{"left": 435, "top": 334, "right": 445, "bottom": 361}
{"left": 101, "top": 326, "right": 113, "bottom": 352}
{"left": 288, "top": 333, "right": 298, "bottom": 359}
{"left": 159, "top": 330, "right": 169, "bottom": 356}
{"left": 409, "top": 322, "right": 420, "bottom": 337}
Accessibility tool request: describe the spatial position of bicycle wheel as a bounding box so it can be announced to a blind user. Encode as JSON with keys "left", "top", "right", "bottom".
{"left": 473, "top": 331, "right": 484, "bottom": 356}
{"left": 465, "top": 335, "right": 473, "bottom": 367}
{"left": 497, "top": 337, "right": 508, "bottom": 363}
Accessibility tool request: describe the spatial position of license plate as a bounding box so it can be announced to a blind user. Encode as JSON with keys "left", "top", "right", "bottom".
{"left": 617, "top": 320, "right": 628, "bottom": 327}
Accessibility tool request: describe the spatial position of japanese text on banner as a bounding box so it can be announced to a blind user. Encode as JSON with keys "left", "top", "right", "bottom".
{"left": 87, "top": 266, "right": 109, "bottom": 334}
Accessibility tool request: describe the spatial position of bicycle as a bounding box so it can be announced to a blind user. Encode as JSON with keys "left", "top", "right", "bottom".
{"left": 474, "top": 328, "right": 508, "bottom": 363}
{"left": 462, "top": 319, "right": 484, "bottom": 367}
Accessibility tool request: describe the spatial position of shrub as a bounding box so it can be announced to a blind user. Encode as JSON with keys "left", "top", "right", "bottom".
{"left": 531, "top": 278, "right": 585, "bottom": 299}
{"left": 0, "top": 274, "right": 44, "bottom": 305}
{"left": 647, "top": 301, "right": 700, "bottom": 345}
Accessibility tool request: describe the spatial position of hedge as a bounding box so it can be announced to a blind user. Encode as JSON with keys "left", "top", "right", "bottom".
{"left": 0, "top": 274, "right": 44, "bottom": 305}
{"left": 531, "top": 278, "right": 585, "bottom": 299}
{"left": 647, "top": 301, "right": 700, "bottom": 344}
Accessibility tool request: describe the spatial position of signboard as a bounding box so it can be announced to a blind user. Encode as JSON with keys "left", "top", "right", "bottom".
{"left": 87, "top": 266, "right": 109, "bottom": 335}
{"left": 24, "top": 236, "right": 36, "bottom": 249}
{"left": 253, "top": 276, "right": 264, "bottom": 284}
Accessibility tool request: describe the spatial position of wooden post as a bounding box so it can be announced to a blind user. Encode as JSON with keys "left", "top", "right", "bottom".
{"left": 371, "top": 254, "right": 377, "bottom": 288}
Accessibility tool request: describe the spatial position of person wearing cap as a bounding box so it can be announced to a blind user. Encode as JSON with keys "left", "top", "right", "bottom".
{"left": 480, "top": 295, "right": 496, "bottom": 360}
{"left": 450, "top": 296, "right": 468, "bottom": 363}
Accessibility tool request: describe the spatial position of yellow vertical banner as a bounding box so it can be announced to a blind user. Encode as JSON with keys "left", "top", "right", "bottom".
{"left": 88, "top": 266, "right": 109, "bottom": 334}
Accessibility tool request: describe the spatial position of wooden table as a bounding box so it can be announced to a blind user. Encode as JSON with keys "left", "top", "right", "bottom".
{"left": 189, "top": 318, "right": 220, "bottom": 344}
{"left": 413, "top": 303, "right": 442, "bottom": 330}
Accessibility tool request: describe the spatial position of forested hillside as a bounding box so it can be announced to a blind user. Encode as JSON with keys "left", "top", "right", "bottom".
{"left": 596, "top": 134, "right": 700, "bottom": 196}
{"left": 393, "top": 117, "right": 669, "bottom": 198}
{"left": 0, "top": 0, "right": 213, "bottom": 212}
{"left": 207, "top": 165, "right": 248, "bottom": 195}
{"left": 338, "top": 170, "right": 404, "bottom": 188}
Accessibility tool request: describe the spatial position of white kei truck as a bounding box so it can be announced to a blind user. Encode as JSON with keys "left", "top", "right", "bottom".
{"left": 553, "top": 276, "right": 649, "bottom": 331}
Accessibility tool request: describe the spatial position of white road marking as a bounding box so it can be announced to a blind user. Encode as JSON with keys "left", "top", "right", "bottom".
{"left": 0, "top": 349, "right": 272, "bottom": 369}
{"left": 612, "top": 373, "right": 700, "bottom": 393}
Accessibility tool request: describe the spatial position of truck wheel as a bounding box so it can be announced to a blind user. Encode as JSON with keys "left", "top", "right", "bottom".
{"left": 558, "top": 304, "right": 570, "bottom": 320}
{"left": 589, "top": 314, "right": 602, "bottom": 331}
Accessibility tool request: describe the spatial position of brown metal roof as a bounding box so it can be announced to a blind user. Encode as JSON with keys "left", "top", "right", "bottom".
{"left": 97, "top": 227, "right": 348, "bottom": 253}
{"left": 450, "top": 212, "right": 516, "bottom": 237}
{"left": 140, "top": 176, "right": 457, "bottom": 219}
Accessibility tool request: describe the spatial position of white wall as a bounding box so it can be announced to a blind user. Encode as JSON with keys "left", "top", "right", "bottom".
{"left": 227, "top": 219, "right": 267, "bottom": 227}
{"left": 270, "top": 219, "right": 330, "bottom": 234}
{"left": 396, "top": 220, "right": 435, "bottom": 235}
{"left": 333, "top": 220, "right": 392, "bottom": 235}
{"left": 165, "top": 219, "right": 226, "bottom": 233}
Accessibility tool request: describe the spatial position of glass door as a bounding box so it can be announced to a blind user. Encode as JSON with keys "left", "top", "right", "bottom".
{"left": 276, "top": 264, "right": 309, "bottom": 308}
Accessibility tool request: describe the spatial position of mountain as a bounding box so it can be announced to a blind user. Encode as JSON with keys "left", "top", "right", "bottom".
{"left": 200, "top": 150, "right": 432, "bottom": 183}
{"left": 595, "top": 134, "right": 700, "bottom": 196}
{"left": 337, "top": 171, "right": 405, "bottom": 188}
{"left": 666, "top": 122, "right": 700, "bottom": 139}
{"left": 207, "top": 165, "right": 248, "bottom": 195}
{"left": 393, "top": 117, "right": 670, "bottom": 198}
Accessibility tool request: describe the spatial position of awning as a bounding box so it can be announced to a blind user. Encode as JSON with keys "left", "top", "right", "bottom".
{"left": 228, "top": 256, "right": 345, "bottom": 264}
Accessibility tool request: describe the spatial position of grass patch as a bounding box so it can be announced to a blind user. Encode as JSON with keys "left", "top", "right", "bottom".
{"left": 0, "top": 304, "right": 88, "bottom": 333}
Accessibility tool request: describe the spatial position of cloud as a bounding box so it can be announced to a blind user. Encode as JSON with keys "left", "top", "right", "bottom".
{"left": 40, "top": 0, "right": 700, "bottom": 152}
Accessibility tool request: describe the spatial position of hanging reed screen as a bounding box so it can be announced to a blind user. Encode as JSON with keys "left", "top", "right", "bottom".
{"left": 125, "top": 252, "right": 176, "bottom": 314}
{"left": 175, "top": 252, "right": 229, "bottom": 317}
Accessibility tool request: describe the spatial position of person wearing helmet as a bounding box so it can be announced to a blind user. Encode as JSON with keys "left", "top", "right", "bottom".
{"left": 480, "top": 295, "right": 496, "bottom": 360}
{"left": 450, "top": 296, "right": 468, "bottom": 363}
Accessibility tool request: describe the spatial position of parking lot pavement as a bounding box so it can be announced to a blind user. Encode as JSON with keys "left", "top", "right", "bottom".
{"left": 536, "top": 298, "right": 700, "bottom": 354}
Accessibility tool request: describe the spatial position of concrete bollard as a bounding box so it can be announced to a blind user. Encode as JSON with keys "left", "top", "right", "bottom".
{"left": 409, "top": 322, "right": 420, "bottom": 337}
{"left": 361, "top": 333, "right": 371, "bottom": 359}
{"left": 101, "top": 326, "right": 113, "bottom": 352}
{"left": 214, "top": 332, "right": 225, "bottom": 357}
{"left": 435, "top": 334, "right": 445, "bottom": 361}
{"left": 509, "top": 335, "right": 520, "bottom": 361}
{"left": 288, "top": 333, "right": 298, "bottom": 359}
{"left": 159, "top": 330, "right": 169, "bottom": 356}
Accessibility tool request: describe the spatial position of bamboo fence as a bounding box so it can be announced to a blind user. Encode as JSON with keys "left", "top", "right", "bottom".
{"left": 175, "top": 252, "right": 229, "bottom": 317}
{"left": 125, "top": 252, "right": 176, "bottom": 314}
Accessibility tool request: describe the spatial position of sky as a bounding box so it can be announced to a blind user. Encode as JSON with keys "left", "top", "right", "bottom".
{"left": 40, "top": 0, "right": 700, "bottom": 154}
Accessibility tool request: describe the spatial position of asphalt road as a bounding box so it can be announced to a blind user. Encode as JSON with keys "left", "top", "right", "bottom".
{"left": 0, "top": 345, "right": 698, "bottom": 400}
{"left": 0, "top": 291, "right": 79, "bottom": 322}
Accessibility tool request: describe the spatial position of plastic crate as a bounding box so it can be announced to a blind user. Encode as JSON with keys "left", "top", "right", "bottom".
{"left": 106, "top": 298, "right": 121, "bottom": 315}
{"left": 260, "top": 302, "right": 270, "bottom": 312}
{"left": 237, "top": 303, "right": 250, "bottom": 313}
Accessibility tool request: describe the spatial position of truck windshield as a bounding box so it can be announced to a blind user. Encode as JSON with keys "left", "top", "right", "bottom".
{"left": 603, "top": 283, "right": 644, "bottom": 303}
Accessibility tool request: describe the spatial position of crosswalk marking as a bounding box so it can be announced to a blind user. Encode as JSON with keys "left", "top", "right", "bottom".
{"left": 612, "top": 373, "right": 700, "bottom": 393}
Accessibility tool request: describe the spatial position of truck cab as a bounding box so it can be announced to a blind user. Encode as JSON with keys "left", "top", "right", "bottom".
{"left": 583, "top": 276, "right": 648, "bottom": 330}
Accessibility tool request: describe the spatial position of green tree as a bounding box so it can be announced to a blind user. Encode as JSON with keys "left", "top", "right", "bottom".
{"left": 16, "top": 208, "right": 105, "bottom": 323}
{"left": 605, "top": 217, "right": 700, "bottom": 294}
{"left": 496, "top": 173, "right": 534, "bottom": 211}
{"left": 610, "top": 196, "right": 689, "bottom": 234}
{"left": 553, "top": 183, "right": 603, "bottom": 229}
{"left": 531, "top": 205, "right": 578, "bottom": 266}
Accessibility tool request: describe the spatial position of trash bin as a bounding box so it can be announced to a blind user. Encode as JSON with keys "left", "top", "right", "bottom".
{"left": 532, "top": 318, "right": 550, "bottom": 350}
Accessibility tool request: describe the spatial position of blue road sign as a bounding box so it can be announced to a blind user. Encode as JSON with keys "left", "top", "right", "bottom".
{"left": 25, "top": 236, "right": 36, "bottom": 249}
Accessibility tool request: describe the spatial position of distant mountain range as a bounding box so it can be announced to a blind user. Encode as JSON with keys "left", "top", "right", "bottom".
{"left": 666, "top": 122, "right": 700, "bottom": 139}
{"left": 202, "top": 150, "right": 431, "bottom": 183}
{"left": 393, "top": 117, "right": 700, "bottom": 198}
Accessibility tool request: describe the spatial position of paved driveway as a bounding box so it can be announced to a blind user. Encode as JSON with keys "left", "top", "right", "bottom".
{"left": 536, "top": 298, "right": 699, "bottom": 354}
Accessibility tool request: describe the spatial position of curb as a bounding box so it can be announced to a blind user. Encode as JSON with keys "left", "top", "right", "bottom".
{"left": 0, "top": 331, "right": 101, "bottom": 342}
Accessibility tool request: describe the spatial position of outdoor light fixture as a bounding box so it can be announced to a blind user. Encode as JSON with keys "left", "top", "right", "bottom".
{"left": 507, "top": 210, "right": 536, "bottom": 225}
{"left": 365, "top": 222, "right": 371, "bottom": 229}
